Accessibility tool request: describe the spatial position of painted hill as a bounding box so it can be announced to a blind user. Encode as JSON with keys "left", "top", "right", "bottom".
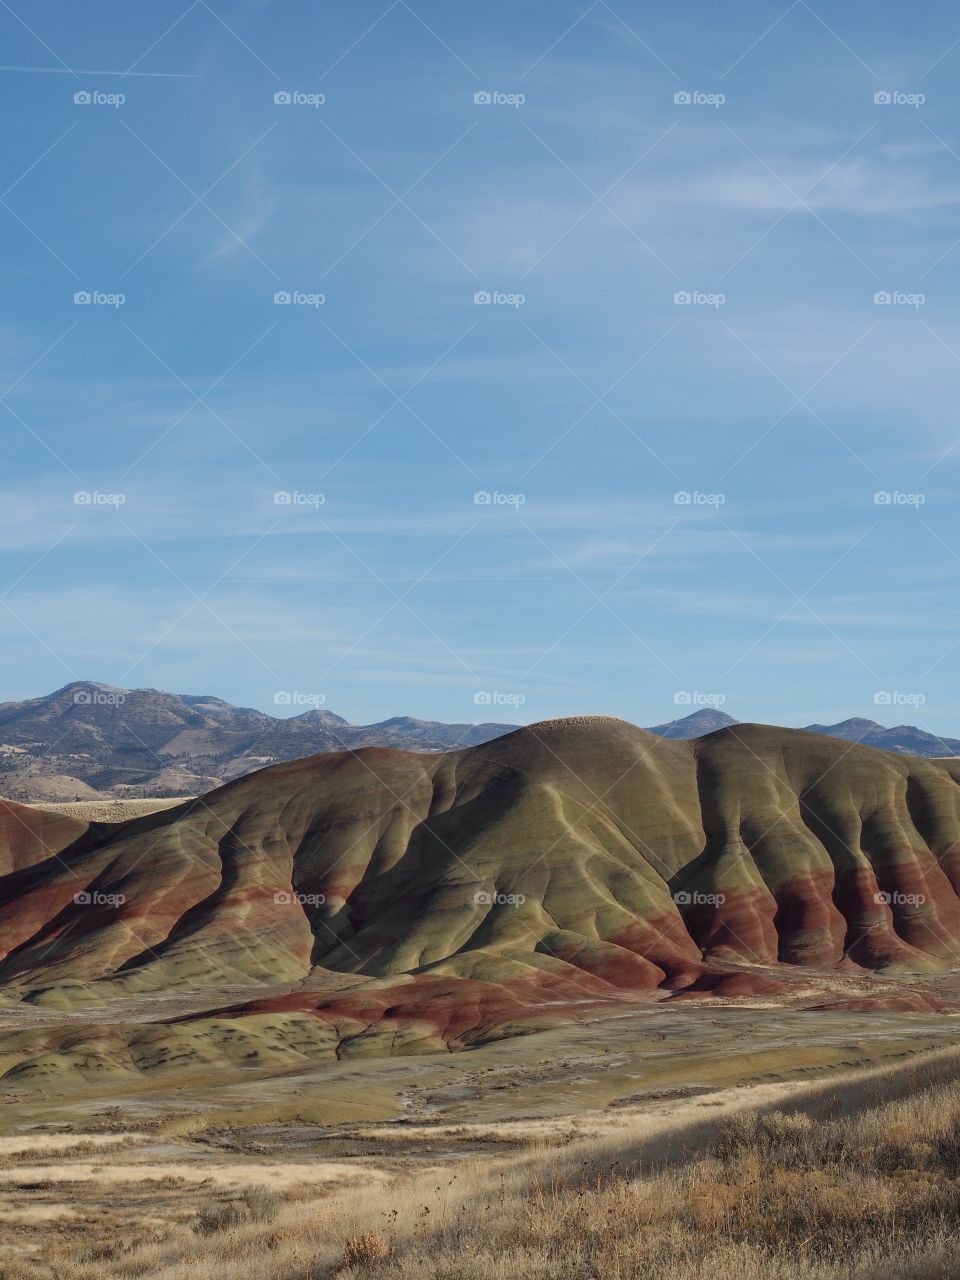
{"left": 3, "top": 717, "right": 960, "bottom": 1083}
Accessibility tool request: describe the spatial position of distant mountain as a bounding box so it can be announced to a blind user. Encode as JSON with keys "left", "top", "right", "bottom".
{"left": 803, "top": 718, "right": 960, "bottom": 757}
{"left": 0, "top": 683, "right": 516, "bottom": 802}
{"left": 371, "top": 716, "right": 517, "bottom": 748}
{"left": 644, "top": 710, "right": 960, "bottom": 758}
{"left": 3, "top": 684, "right": 958, "bottom": 804}
{"left": 646, "top": 709, "right": 738, "bottom": 739}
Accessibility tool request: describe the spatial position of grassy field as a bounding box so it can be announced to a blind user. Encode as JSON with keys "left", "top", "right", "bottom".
{"left": 6, "top": 1044, "right": 960, "bottom": 1279}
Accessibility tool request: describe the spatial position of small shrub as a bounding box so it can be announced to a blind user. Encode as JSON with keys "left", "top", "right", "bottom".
{"left": 341, "top": 1231, "right": 391, "bottom": 1270}
{"left": 193, "top": 1186, "right": 282, "bottom": 1235}
{"left": 933, "top": 1126, "right": 960, "bottom": 1175}
{"left": 194, "top": 1201, "right": 244, "bottom": 1235}
{"left": 713, "top": 1110, "right": 813, "bottom": 1163}
{"left": 241, "top": 1185, "right": 282, "bottom": 1222}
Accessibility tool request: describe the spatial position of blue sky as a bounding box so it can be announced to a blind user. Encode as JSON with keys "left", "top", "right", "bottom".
{"left": 2, "top": 1, "right": 960, "bottom": 731}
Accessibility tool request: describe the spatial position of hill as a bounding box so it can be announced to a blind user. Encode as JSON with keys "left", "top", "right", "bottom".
{"left": 2, "top": 717, "right": 960, "bottom": 1083}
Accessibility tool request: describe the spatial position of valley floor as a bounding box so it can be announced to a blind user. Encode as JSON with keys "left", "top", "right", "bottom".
{"left": 3, "top": 1005, "right": 960, "bottom": 1278}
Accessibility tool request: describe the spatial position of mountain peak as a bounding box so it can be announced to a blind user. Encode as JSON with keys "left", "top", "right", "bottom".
{"left": 805, "top": 717, "right": 884, "bottom": 735}
{"left": 291, "top": 709, "right": 350, "bottom": 727}
{"left": 647, "top": 708, "right": 738, "bottom": 739}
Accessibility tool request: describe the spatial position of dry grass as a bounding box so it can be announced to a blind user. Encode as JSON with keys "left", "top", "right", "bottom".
{"left": 341, "top": 1232, "right": 392, "bottom": 1269}
{"left": 27, "top": 797, "right": 192, "bottom": 823}
{"left": 193, "top": 1186, "right": 282, "bottom": 1235}
{"left": 11, "top": 1048, "right": 960, "bottom": 1279}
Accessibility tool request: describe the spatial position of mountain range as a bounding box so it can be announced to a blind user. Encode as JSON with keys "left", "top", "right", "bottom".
{"left": 0, "top": 684, "right": 957, "bottom": 803}
{"left": 1, "top": 715, "right": 958, "bottom": 1085}
{"left": 652, "top": 709, "right": 960, "bottom": 757}
{"left": 0, "top": 682, "right": 517, "bottom": 802}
